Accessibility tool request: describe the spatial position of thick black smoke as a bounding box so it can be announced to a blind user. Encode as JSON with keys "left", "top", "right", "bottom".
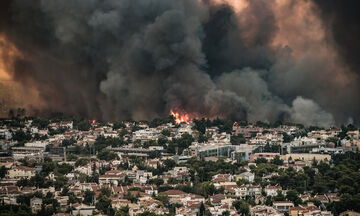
{"left": 314, "top": 0, "right": 360, "bottom": 74}
{"left": 0, "top": 0, "right": 359, "bottom": 127}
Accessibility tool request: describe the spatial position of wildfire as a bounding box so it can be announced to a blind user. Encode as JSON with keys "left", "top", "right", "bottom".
{"left": 170, "top": 110, "right": 191, "bottom": 124}
{"left": 92, "top": 119, "right": 96, "bottom": 124}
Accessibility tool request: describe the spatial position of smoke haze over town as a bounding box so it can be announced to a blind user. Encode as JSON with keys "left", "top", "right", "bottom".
{"left": 1, "top": 0, "right": 360, "bottom": 127}
{"left": 2, "top": 2, "right": 360, "bottom": 215}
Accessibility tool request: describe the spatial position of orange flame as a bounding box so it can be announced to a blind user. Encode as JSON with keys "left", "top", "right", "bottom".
{"left": 92, "top": 120, "right": 96, "bottom": 124}
{"left": 170, "top": 110, "right": 191, "bottom": 124}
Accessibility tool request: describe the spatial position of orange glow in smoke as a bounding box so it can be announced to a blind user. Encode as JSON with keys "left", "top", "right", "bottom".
{"left": 0, "top": 34, "right": 18, "bottom": 81}
{"left": 211, "top": 0, "right": 248, "bottom": 13}
{"left": 0, "top": 34, "right": 47, "bottom": 118}
{"left": 92, "top": 120, "right": 96, "bottom": 124}
{"left": 170, "top": 110, "right": 191, "bottom": 124}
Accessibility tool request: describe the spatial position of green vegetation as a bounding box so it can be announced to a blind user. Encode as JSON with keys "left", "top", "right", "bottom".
{"left": 14, "top": 192, "right": 60, "bottom": 216}
{"left": 166, "top": 133, "right": 194, "bottom": 155}
{"left": 61, "top": 137, "right": 76, "bottom": 147}
{"left": 148, "top": 178, "right": 164, "bottom": 187}
{"left": 231, "top": 134, "right": 246, "bottom": 145}
{"left": 12, "top": 130, "right": 32, "bottom": 143}
{"left": 186, "top": 158, "right": 245, "bottom": 182}
{"left": 149, "top": 116, "right": 175, "bottom": 128}
{"left": 94, "top": 136, "right": 126, "bottom": 152}
{"left": 0, "top": 166, "right": 8, "bottom": 179}
{"left": 31, "top": 118, "right": 49, "bottom": 129}
{"left": 113, "top": 122, "right": 126, "bottom": 130}
{"left": 75, "top": 158, "right": 90, "bottom": 167}
{"left": 193, "top": 118, "right": 233, "bottom": 134}
{"left": 233, "top": 199, "right": 250, "bottom": 216}
{"left": 97, "top": 149, "right": 119, "bottom": 161}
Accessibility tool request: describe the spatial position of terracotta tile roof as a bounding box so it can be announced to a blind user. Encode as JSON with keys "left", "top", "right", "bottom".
{"left": 314, "top": 195, "right": 328, "bottom": 201}
{"left": 164, "top": 189, "right": 187, "bottom": 196}
{"left": 265, "top": 185, "right": 281, "bottom": 189}
{"left": 290, "top": 206, "right": 305, "bottom": 211}
{"left": 306, "top": 205, "right": 320, "bottom": 211}
{"left": 210, "top": 194, "right": 225, "bottom": 203}
{"left": 15, "top": 166, "right": 35, "bottom": 171}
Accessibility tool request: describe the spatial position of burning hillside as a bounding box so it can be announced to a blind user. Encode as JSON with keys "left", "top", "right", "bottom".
{"left": 170, "top": 110, "right": 190, "bottom": 124}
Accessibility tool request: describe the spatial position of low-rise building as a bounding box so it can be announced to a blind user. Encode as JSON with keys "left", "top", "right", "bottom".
{"left": 11, "top": 146, "right": 44, "bottom": 161}
{"left": 251, "top": 205, "right": 282, "bottom": 216}
{"left": 280, "top": 154, "right": 331, "bottom": 163}
{"left": 99, "top": 170, "right": 126, "bottom": 186}
{"left": 250, "top": 153, "right": 280, "bottom": 162}
{"left": 235, "top": 172, "right": 255, "bottom": 183}
{"left": 273, "top": 201, "right": 294, "bottom": 213}
{"left": 30, "top": 197, "right": 42, "bottom": 213}
{"left": 339, "top": 211, "right": 360, "bottom": 216}
{"left": 8, "top": 166, "right": 36, "bottom": 179}
{"left": 71, "top": 204, "right": 95, "bottom": 216}
{"left": 264, "top": 185, "right": 282, "bottom": 197}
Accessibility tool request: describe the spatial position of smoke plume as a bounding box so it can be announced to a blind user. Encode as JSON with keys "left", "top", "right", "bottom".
{"left": 0, "top": 0, "right": 359, "bottom": 127}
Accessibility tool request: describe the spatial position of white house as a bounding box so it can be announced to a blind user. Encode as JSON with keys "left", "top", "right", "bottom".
{"left": 273, "top": 201, "right": 294, "bottom": 213}
{"left": 236, "top": 172, "right": 255, "bottom": 183}
{"left": 8, "top": 166, "right": 36, "bottom": 179}
{"left": 72, "top": 204, "right": 95, "bottom": 216}
{"left": 265, "top": 185, "right": 282, "bottom": 197}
